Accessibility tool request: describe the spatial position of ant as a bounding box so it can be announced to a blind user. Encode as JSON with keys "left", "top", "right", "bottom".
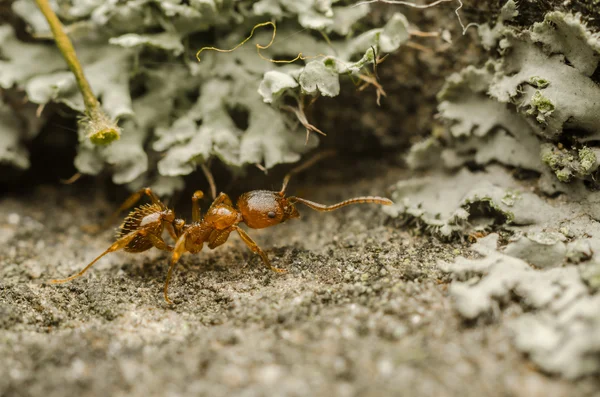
{"left": 50, "top": 152, "right": 393, "bottom": 304}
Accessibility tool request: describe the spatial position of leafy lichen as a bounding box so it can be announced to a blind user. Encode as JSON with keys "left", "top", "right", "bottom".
{"left": 578, "top": 147, "right": 596, "bottom": 174}
{"left": 2, "top": 1, "right": 416, "bottom": 188}
{"left": 540, "top": 144, "right": 598, "bottom": 182}
{"left": 528, "top": 76, "right": 550, "bottom": 89}
{"left": 527, "top": 90, "right": 555, "bottom": 123}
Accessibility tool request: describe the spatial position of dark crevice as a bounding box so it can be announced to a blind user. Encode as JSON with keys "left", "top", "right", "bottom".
{"left": 591, "top": 63, "right": 600, "bottom": 84}
{"left": 226, "top": 104, "right": 250, "bottom": 131}
{"left": 0, "top": 111, "right": 79, "bottom": 193}
{"left": 466, "top": 201, "right": 512, "bottom": 226}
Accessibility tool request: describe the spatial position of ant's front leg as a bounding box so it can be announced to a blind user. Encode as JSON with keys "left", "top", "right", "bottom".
{"left": 233, "top": 226, "right": 286, "bottom": 273}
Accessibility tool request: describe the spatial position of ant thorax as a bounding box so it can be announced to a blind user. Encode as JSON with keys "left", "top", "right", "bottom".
{"left": 203, "top": 204, "right": 241, "bottom": 230}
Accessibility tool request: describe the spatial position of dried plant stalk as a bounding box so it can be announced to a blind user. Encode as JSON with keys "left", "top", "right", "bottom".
{"left": 34, "top": 0, "right": 120, "bottom": 145}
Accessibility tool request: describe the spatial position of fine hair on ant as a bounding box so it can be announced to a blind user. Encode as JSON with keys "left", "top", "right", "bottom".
{"left": 50, "top": 152, "right": 393, "bottom": 303}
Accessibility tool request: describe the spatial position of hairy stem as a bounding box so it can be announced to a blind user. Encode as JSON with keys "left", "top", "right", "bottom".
{"left": 34, "top": 0, "right": 120, "bottom": 145}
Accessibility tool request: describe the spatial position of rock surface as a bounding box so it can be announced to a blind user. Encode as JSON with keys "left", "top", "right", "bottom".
{"left": 1, "top": 168, "right": 598, "bottom": 397}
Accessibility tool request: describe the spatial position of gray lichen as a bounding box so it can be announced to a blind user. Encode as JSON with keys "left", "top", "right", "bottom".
{"left": 383, "top": 166, "right": 552, "bottom": 238}
{"left": 0, "top": 101, "right": 38, "bottom": 170}
{"left": 441, "top": 234, "right": 600, "bottom": 378}
{"left": 1, "top": 0, "right": 411, "bottom": 191}
{"left": 429, "top": 6, "right": 600, "bottom": 184}
{"left": 389, "top": 2, "right": 600, "bottom": 379}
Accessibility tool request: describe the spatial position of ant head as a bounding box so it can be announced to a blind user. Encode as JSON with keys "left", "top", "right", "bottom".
{"left": 237, "top": 190, "right": 299, "bottom": 229}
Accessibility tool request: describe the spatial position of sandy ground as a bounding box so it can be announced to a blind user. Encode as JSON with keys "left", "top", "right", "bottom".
{"left": 1, "top": 165, "right": 598, "bottom": 397}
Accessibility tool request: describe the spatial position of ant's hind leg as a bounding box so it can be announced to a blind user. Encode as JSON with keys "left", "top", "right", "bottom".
{"left": 163, "top": 233, "right": 189, "bottom": 304}
{"left": 86, "top": 188, "right": 165, "bottom": 233}
{"left": 104, "top": 188, "right": 164, "bottom": 225}
{"left": 165, "top": 222, "right": 178, "bottom": 240}
{"left": 50, "top": 229, "right": 143, "bottom": 284}
{"left": 147, "top": 234, "right": 174, "bottom": 252}
{"left": 119, "top": 187, "right": 162, "bottom": 208}
{"left": 233, "top": 226, "right": 286, "bottom": 273}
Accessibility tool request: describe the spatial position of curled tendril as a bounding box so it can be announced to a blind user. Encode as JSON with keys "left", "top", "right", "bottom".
{"left": 196, "top": 21, "right": 326, "bottom": 64}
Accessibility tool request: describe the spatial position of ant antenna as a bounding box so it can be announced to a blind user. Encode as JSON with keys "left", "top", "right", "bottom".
{"left": 279, "top": 150, "right": 336, "bottom": 196}
{"left": 288, "top": 196, "right": 392, "bottom": 211}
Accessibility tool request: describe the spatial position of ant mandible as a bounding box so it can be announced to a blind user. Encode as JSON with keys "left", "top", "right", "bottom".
{"left": 50, "top": 152, "right": 393, "bottom": 304}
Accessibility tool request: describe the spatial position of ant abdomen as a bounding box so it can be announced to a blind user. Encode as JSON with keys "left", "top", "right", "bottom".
{"left": 116, "top": 204, "right": 164, "bottom": 252}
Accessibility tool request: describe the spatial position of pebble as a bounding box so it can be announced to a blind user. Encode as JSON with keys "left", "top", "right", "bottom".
{"left": 7, "top": 213, "right": 20, "bottom": 225}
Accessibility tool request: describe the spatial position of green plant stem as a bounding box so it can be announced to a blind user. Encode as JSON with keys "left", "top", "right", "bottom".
{"left": 34, "top": 0, "right": 120, "bottom": 144}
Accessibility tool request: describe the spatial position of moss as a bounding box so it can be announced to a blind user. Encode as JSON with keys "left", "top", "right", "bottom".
{"left": 555, "top": 167, "right": 572, "bottom": 182}
{"left": 527, "top": 90, "right": 555, "bottom": 123}
{"left": 528, "top": 76, "right": 550, "bottom": 88}
{"left": 541, "top": 149, "right": 560, "bottom": 169}
{"left": 578, "top": 146, "right": 596, "bottom": 174}
{"left": 541, "top": 144, "right": 597, "bottom": 182}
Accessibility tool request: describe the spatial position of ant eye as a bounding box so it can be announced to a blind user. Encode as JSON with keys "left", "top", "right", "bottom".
{"left": 267, "top": 211, "right": 276, "bottom": 219}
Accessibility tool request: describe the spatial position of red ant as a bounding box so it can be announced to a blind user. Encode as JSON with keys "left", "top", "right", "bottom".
{"left": 50, "top": 153, "right": 393, "bottom": 303}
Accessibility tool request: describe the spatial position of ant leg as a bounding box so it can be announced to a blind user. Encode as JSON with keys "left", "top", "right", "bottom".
{"left": 233, "top": 226, "right": 286, "bottom": 273}
{"left": 191, "top": 190, "right": 205, "bottom": 223}
{"left": 207, "top": 193, "right": 233, "bottom": 211}
{"left": 165, "top": 222, "right": 178, "bottom": 240}
{"left": 87, "top": 188, "right": 164, "bottom": 233}
{"left": 50, "top": 229, "right": 144, "bottom": 284}
{"left": 147, "top": 234, "right": 174, "bottom": 252}
{"left": 109, "top": 187, "right": 164, "bottom": 218}
{"left": 164, "top": 233, "right": 189, "bottom": 304}
{"left": 207, "top": 228, "right": 232, "bottom": 249}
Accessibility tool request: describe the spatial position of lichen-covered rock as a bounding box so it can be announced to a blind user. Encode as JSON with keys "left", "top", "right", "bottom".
{"left": 428, "top": 4, "right": 600, "bottom": 185}
{"left": 384, "top": 166, "right": 558, "bottom": 238}
{"left": 441, "top": 234, "right": 600, "bottom": 378}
